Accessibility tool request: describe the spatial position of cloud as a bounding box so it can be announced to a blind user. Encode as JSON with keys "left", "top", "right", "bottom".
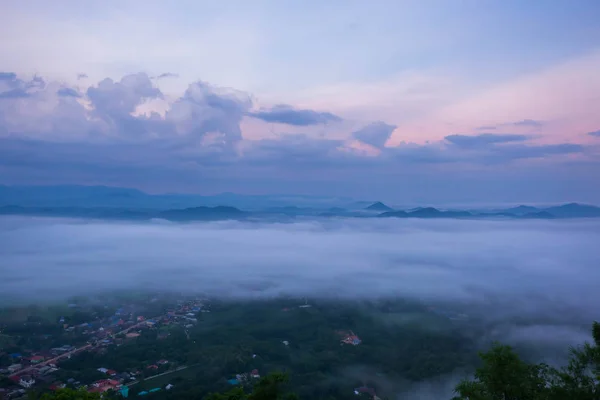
{"left": 0, "top": 72, "right": 598, "bottom": 202}
{"left": 87, "top": 73, "right": 163, "bottom": 117}
{"left": 154, "top": 72, "right": 179, "bottom": 79}
{"left": 0, "top": 72, "right": 32, "bottom": 99}
{"left": 248, "top": 104, "right": 342, "bottom": 126}
{"left": 588, "top": 130, "right": 600, "bottom": 137}
{"left": 513, "top": 119, "right": 543, "bottom": 128}
{"left": 445, "top": 133, "right": 529, "bottom": 147}
{"left": 487, "top": 143, "right": 583, "bottom": 161}
{"left": 352, "top": 121, "right": 396, "bottom": 148}
{"left": 56, "top": 87, "right": 81, "bottom": 98}
{"left": 0, "top": 88, "right": 30, "bottom": 99}
{"left": 0, "top": 72, "right": 17, "bottom": 81}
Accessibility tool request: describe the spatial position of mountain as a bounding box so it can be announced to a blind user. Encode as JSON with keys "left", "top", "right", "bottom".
{"left": 365, "top": 202, "right": 393, "bottom": 212}
{"left": 519, "top": 211, "right": 555, "bottom": 219}
{"left": 502, "top": 205, "right": 540, "bottom": 215}
{"left": 543, "top": 203, "right": 600, "bottom": 218}
{"left": 0, "top": 205, "right": 246, "bottom": 222}
{"left": 0, "top": 185, "right": 355, "bottom": 209}
{"left": 158, "top": 206, "right": 246, "bottom": 221}
{"left": 379, "top": 208, "right": 472, "bottom": 219}
{"left": 378, "top": 210, "right": 408, "bottom": 218}
{"left": 408, "top": 207, "right": 442, "bottom": 218}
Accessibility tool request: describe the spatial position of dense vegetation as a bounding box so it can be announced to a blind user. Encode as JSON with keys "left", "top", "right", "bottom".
{"left": 4, "top": 297, "right": 599, "bottom": 399}
{"left": 453, "top": 322, "right": 600, "bottom": 400}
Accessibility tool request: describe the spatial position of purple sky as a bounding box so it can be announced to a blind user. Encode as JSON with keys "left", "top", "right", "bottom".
{"left": 1, "top": 1, "right": 599, "bottom": 204}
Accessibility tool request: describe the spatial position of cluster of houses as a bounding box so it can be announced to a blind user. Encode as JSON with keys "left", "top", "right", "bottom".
{"left": 337, "top": 330, "right": 362, "bottom": 346}
{"left": 0, "top": 297, "right": 209, "bottom": 398}
{"left": 353, "top": 386, "right": 380, "bottom": 400}
{"left": 227, "top": 369, "right": 261, "bottom": 386}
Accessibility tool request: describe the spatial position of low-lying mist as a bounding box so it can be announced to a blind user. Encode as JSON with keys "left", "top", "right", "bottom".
{"left": 1, "top": 216, "right": 599, "bottom": 356}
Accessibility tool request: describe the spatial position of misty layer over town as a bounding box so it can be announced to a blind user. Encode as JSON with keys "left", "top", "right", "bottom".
{"left": 2, "top": 216, "right": 598, "bottom": 334}
{"left": 1, "top": 215, "right": 599, "bottom": 398}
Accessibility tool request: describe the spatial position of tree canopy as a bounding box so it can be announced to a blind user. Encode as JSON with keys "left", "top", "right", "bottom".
{"left": 453, "top": 322, "right": 600, "bottom": 400}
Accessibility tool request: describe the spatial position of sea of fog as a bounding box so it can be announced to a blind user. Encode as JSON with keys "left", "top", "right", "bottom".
{"left": 1, "top": 216, "right": 599, "bottom": 311}
{"left": 1, "top": 215, "right": 599, "bottom": 396}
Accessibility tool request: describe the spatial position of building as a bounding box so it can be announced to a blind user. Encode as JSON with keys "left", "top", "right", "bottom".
{"left": 8, "top": 364, "right": 22, "bottom": 373}
{"left": 339, "top": 330, "right": 362, "bottom": 346}
{"left": 19, "top": 375, "right": 35, "bottom": 388}
{"left": 89, "top": 379, "right": 120, "bottom": 393}
{"left": 30, "top": 355, "right": 45, "bottom": 364}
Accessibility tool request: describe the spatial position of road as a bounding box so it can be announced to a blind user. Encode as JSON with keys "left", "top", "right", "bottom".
{"left": 9, "top": 344, "right": 92, "bottom": 378}
{"left": 9, "top": 317, "right": 160, "bottom": 378}
{"left": 125, "top": 363, "right": 201, "bottom": 387}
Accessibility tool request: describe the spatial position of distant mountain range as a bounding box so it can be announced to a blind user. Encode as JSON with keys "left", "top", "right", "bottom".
{"left": 365, "top": 201, "right": 393, "bottom": 212}
{"left": 0, "top": 184, "right": 355, "bottom": 209}
{"left": 1, "top": 200, "right": 599, "bottom": 222}
{"left": 0, "top": 186, "right": 599, "bottom": 222}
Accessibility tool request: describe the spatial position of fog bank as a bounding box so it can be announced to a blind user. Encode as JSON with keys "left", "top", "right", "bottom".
{"left": 1, "top": 216, "right": 598, "bottom": 318}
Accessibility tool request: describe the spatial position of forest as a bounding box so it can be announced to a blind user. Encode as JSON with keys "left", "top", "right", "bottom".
{"left": 2, "top": 296, "right": 598, "bottom": 399}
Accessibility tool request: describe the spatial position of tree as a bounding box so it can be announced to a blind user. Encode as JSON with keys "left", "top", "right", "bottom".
{"left": 453, "top": 322, "right": 600, "bottom": 400}
{"left": 37, "top": 388, "right": 102, "bottom": 400}
{"left": 205, "top": 372, "right": 297, "bottom": 400}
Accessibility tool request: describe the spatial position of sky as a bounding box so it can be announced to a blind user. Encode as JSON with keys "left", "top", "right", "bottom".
{"left": 1, "top": 0, "right": 600, "bottom": 204}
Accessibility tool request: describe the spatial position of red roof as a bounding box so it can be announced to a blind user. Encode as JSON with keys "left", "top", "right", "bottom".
{"left": 251, "top": 369, "right": 259, "bottom": 375}
{"left": 30, "top": 355, "right": 44, "bottom": 361}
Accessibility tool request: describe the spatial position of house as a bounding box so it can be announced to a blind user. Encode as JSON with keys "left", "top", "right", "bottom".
{"left": 147, "top": 365, "right": 158, "bottom": 370}
{"left": 354, "top": 386, "right": 376, "bottom": 398}
{"left": 97, "top": 368, "right": 109, "bottom": 374}
{"left": 251, "top": 369, "right": 260, "bottom": 379}
{"left": 30, "top": 355, "right": 45, "bottom": 364}
{"left": 157, "top": 360, "right": 168, "bottom": 365}
{"left": 38, "top": 366, "right": 53, "bottom": 374}
{"left": 126, "top": 332, "right": 140, "bottom": 339}
{"left": 340, "top": 330, "right": 362, "bottom": 346}
{"left": 49, "top": 382, "right": 66, "bottom": 391}
{"left": 8, "top": 364, "right": 22, "bottom": 373}
{"left": 106, "top": 370, "right": 117, "bottom": 376}
{"left": 90, "top": 379, "right": 120, "bottom": 393}
{"left": 165, "top": 384, "right": 174, "bottom": 390}
{"left": 282, "top": 340, "right": 289, "bottom": 346}
{"left": 19, "top": 375, "right": 35, "bottom": 388}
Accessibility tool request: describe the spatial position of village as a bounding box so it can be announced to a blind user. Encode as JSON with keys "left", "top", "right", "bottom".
{"left": 0, "top": 296, "right": 212, "bottom": 399}
{"left": 1, "top": 294, "right": 471, "bottom": 400}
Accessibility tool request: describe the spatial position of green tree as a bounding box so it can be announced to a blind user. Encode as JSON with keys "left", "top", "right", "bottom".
{"left": 453, "top": 322, "right": 600, "bottom": 400}
{"left": 38, "top": 388, "right": 102, "bottom": 400}
{"left": 205, "top": 372, "right": 297, "bottom": 400}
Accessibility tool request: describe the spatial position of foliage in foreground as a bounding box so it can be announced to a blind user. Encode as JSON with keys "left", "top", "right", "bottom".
{"left": 453, "top": 322, "right": 600, "bottom": 400}
{"left": 30, "top": 321, "right": 600, "bottom": 400}
{"left": 205, "top": 372, "right": 297, "bottom": 400}
{"left": 38, "top": 372, "right": 296, "bottom": 400}
{"left": 38, "top": 388, "right": 102, "bottom": 400}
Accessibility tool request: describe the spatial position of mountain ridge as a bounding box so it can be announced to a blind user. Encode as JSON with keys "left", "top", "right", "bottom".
{"left": 1, "top": 202, "right": 599, "bottom": 222}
